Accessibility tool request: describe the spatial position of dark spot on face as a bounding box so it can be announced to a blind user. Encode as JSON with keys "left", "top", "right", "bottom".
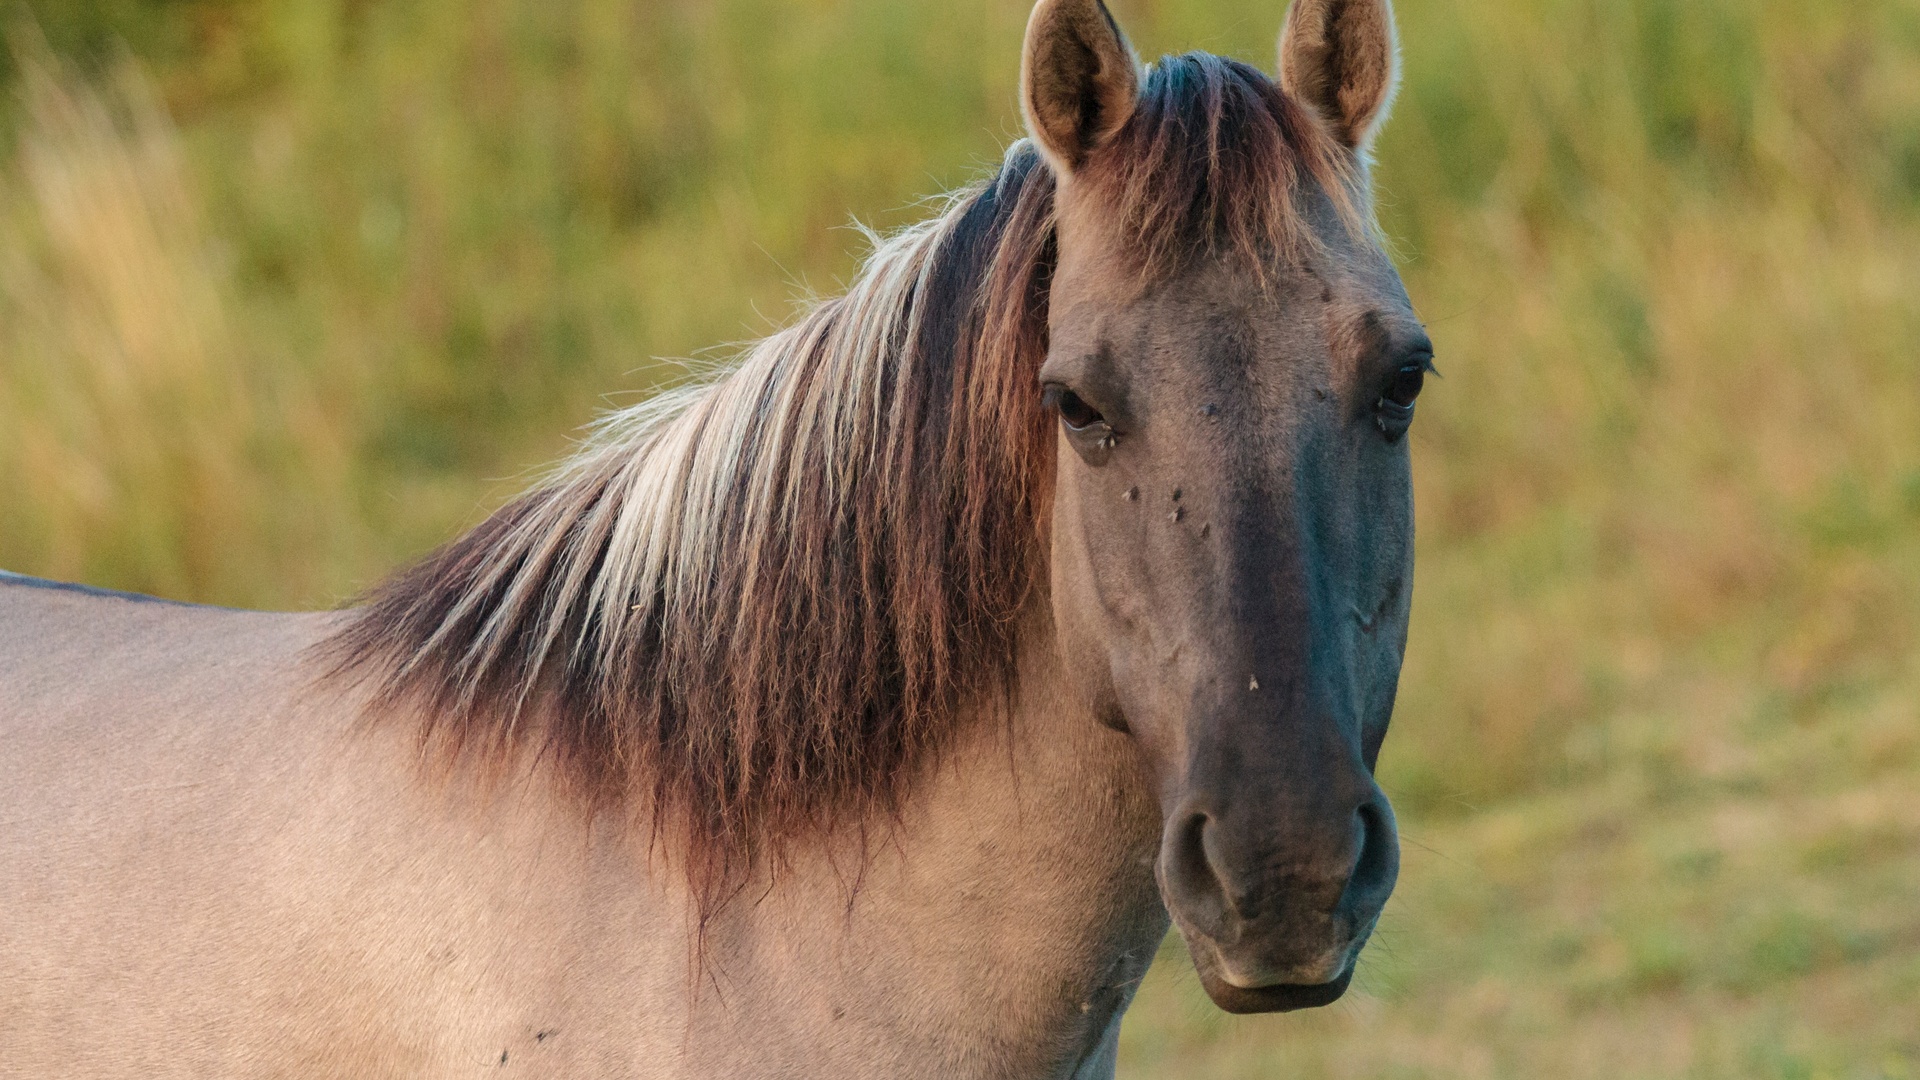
{"left": 499, "top": 1050, "right": 508, "bottom": 1066}
{"left": 1199, "top": 522, "right": 1211, "bottom": 538}
{"left": 1354, "top": 595, "right": 1394, "bottom": 635}
{"left": 1124, "top": 486, "right": 1139, "bottom": 501}
{"left": 1314, "top": 388, "right": 1330, "bottom": 401}
{"left": 1171, "top": 507, "right": 1186, "bottom": 523}
{"left": 1171, "top": 488, "right": 1183, "bottom": 502}
{"left": 1200, "top": 403, "right": 1219, "bottom": 417}
{"left": 1355, "top": 579, "right": 1403, "bottom": 636}
{"left": 534, "top": 1030, "right": 555, "bottom": 1043}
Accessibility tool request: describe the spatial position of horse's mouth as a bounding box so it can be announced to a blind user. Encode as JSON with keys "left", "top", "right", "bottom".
{"left": 1181, "top": 933, "right": 1359, "bottom": 1014}
{"left": 1195, "top": 961, "right": 1355, "bottom": 1014}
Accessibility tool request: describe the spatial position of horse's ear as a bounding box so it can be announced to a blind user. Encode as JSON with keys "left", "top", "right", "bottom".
{"left": 1278, "top": 0, "right": 1400, "bottom": 153}
{"left": 1021, "top": 0, "right": 1139, "bottom": 174}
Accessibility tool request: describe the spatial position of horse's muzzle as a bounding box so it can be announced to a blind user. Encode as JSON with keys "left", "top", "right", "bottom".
{"left": 1156, "top": 786, "right": 1399, "bottom": 1013}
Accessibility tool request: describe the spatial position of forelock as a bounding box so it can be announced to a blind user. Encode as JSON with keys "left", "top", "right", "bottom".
{"left": 1074, "top": 52, "right": 1364, "bottom": 280}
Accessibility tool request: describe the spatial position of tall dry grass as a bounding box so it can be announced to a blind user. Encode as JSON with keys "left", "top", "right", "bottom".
{"left": 0, "top": 35, "right": 354, "bottom": 604}
{"left": 1380, "top": 0, "right": 1920, "bottom": 813}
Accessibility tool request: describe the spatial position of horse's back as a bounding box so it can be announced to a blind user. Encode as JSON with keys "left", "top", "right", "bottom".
{"left": 0, "top": 575, "right": 694, "bottom": 1078}
{"left": 0, "top": 574, "right": 327, "bottom": 853}
{"left": 0, "top": 578, "right": 435, "bottom": 1076}
{"left": 0, "top": 574, "right": 326, "bottom": 861}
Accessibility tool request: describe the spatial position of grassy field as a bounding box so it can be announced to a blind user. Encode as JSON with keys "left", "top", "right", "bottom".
{"left": 2, "top": 0, "right": 1917, "bottom": 1075}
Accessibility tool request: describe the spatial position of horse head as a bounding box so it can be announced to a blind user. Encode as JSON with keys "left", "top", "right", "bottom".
{"left": 1026, "top": 0, "right": 1426, "bottom": 1014}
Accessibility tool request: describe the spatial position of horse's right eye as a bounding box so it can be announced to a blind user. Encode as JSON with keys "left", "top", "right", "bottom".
{"left": 1045, "top": 386, "right": 1106, "bottom": 431}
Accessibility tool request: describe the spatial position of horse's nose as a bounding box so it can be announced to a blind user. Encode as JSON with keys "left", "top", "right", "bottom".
{"left": 1158, "top": 785, "right": 1398, "bottom": 984}
{"left": 1343, "top": 798, "right": 1399, "bottom": 917}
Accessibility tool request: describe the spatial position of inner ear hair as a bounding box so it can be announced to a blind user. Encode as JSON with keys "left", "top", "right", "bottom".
{"left": 1278, "top": 0, "right": 1401, "bottom": 153}
{"left": 1021, "top": 0, "right": 1140, "bottom": 173}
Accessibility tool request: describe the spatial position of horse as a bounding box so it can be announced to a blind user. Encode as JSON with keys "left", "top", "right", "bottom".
{"left": 0, "top": 0, "right": 1428, "bottom": 1075}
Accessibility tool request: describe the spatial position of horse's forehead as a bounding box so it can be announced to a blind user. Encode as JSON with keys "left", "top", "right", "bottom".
{"left": 1060, "top": 252, "right": 1402, "bottom": 380}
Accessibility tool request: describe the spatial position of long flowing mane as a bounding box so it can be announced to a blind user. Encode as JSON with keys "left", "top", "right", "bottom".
{"left": 325, "top": 55, "right": 1356, "bottom": 900}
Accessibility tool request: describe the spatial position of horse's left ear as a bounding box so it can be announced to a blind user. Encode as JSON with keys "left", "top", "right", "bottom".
{"left": 1278, "top": 0, "right": 1401, "bottom": 153}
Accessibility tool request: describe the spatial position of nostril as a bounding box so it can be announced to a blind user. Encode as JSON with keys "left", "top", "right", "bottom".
{"left": 1163, "top": 811, "right": 1232, "bottom": 935}
{"left": 1344, "top": 798, "right": 1400, "bottom": 914}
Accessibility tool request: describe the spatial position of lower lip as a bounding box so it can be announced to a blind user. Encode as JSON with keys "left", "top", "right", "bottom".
{"left": 1201, "top": 961, "right": 1356, "bottom": 1015}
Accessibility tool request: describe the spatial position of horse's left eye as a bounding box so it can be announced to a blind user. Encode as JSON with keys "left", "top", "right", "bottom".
{"left": 1374, "top": 357, "right": 1433, "bottom": 441}
{"left": 1383, "top": 364, "right": 1426, "bottom": 408}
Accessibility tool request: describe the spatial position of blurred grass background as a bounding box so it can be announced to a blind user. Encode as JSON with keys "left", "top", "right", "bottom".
{"left": 1, "top": 0, "right": 1916, "bottom": 1075}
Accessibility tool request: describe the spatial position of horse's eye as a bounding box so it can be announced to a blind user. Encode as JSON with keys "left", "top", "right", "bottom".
{"left": 1373, "top": 356, "right": 1434, "bottom": 442}
{"left": 1384, "top": 364, "right": 1426, "bottom": 408}
{"left": 1047, "top": 386, "right": 1106, "bottom": 431}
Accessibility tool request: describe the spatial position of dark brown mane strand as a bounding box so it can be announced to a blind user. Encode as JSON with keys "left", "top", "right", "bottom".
{"left": 1080, "top": 53, "right": 1363, "bottom": 279}
{"left": 323, "top": 143, "right": 1059, "bottom": 905}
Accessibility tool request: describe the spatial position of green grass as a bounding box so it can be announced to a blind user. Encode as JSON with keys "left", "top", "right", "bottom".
{"left": 2, "top": 0, "right": 1917, "bottom": 1075}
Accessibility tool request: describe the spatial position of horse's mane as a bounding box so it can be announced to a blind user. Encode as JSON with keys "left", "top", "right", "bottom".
{"left": 324, "top": 55, "right": 1357, "bottom": 901}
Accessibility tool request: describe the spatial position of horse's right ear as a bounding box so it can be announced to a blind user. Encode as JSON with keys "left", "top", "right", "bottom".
{"left": 1021, "top": 0, "right": 1139, "bottom": 174}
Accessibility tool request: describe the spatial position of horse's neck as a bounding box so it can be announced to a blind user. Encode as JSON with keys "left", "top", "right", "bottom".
{"left": 630, "top": 636, "right": 1169, "bottom": 1079}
